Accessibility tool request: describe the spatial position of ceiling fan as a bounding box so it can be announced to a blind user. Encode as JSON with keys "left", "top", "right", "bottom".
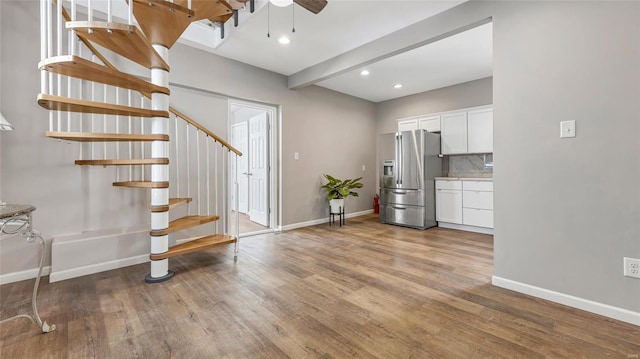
{"left": 291, "top": 0, "right": 328, "bottom": 14}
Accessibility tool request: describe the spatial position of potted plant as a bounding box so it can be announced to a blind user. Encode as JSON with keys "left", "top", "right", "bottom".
{"left": 320, "top": 174, "right": 363, "bottom": 213}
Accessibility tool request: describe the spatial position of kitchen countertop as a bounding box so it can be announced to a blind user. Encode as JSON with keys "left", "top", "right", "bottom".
{"left": 435, "top": 177, "right": 493, "bottom": 182}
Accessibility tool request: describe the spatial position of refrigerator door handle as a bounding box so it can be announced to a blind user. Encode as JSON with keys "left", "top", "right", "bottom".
{"left": 391, "top": 190, "right": 408, "bottom": 195}
{"left": 398, "top": 133, "right": 403, "bottom": 185}
{"left": 391, "top": 206, "right": 407, "bottom": 210}
{"left": 395, "top": 133, "right": 400, "bottom": 185}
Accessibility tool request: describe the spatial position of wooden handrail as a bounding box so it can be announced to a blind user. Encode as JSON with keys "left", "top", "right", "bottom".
{"left": 55, "top": 0, "right": 242, "bottom": 157}
{"left": 169, "top": 106, "right": 242, "bottom": 156}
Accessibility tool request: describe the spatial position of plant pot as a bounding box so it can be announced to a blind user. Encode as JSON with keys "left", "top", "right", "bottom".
{"left": 329, "top": 198, "right": 345, "bottom": 214}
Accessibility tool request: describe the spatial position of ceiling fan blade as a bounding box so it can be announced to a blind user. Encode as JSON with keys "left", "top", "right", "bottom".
{"left": 294, "top": 0, "right": 327, "bottom": 14}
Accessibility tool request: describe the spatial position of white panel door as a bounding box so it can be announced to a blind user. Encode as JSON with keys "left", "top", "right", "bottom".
{"left": 248, "top": 113, "right": 269, "bottom": 226}
{"left": 441, "top": 112, "right": 467, "bottom": 154}
{"left": 231, "top": 122, "right": 249, "bottom": 214}
{"left": 467, "top": 108, "right": 493, "bottom": 153}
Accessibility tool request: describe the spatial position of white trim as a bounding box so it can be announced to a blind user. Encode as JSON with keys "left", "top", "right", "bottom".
{"left": 282, "top": 210, "right": 374, "bottom": 231}
{"left": 0, "top": 266, "right": 52, "bottom": 285}
{"left": 492, "top": 276, "right": 640, "bottom": 326}
{"left": 50, "top": 255, "right": 149, "bottom": 283}
{"left": 438, "top": 221, "right": 494, "bottom": 235}
{"left": 227, "top": 99, "right": 280, "bottom": 233}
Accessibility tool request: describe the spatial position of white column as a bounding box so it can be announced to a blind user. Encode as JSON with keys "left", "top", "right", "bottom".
{"left": 146, "top": 45, "right": 173, "bottom": 283}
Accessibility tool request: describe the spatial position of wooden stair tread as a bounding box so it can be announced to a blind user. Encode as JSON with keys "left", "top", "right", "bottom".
{"left": 150, "top": 234, "right": 236, "bottom": 260}
{"left": 39, "top": 55, "right": 169, "bottom": 97}
{"left": 113, "top": 181, "right": 169, "bottom": 188}
{"left": 130, "top": 0, "right": 194, "bottom": 49}
{"left": 150, "top": 197, "right": 192, "bottom": 212}
{"left": 75, "top": 158, "right": 169, "bottom": 166}
{"left": 151, "top": 215, "right": 220, "bottom": 236}
{"left": 38, "top": 94, "right": 169, "bottom": 118}
{"left": 66, "top": 21, "right": 169, "bottom": 71}
{"left": 46, "top": 132, "right": 169, "bottom": 142}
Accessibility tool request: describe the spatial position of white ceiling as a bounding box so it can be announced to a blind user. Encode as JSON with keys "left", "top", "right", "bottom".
{"left": 315, "top": 22, "right": 493, "bottom": 102}
{"left": 211, "top": 1, "right": 465, "bottom": 76}
{"left": 70, "top": 0, "right": 492, "bottom": 103}
{"left": 202, "top": 0, "right": 493, "bottom": 102}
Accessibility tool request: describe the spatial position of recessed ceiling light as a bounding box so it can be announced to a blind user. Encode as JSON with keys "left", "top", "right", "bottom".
{"left": 360, "top": 70, "right": 370, "bottom": 76}
{"left": 393, "top": 83, "right": 403, "bottom": 89}
{"left": 278, "top": 36, "right": 291, "bottom": 45}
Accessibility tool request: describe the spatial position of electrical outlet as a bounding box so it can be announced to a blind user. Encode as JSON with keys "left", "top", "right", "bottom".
{"left": 624, "top": 257, "right": 640, "bottom": 279}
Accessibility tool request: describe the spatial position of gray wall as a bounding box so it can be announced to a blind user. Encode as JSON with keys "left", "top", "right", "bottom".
{"left": 491, "top": 1, "right": 640, "bottom": 312}
{"left": 0, "top": 1, "right": 376, "bottom": 277}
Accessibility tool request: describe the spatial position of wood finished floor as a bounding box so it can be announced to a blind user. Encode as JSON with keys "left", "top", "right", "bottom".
{"left": 1, "top": 214, "right": 639, "bottom": 358}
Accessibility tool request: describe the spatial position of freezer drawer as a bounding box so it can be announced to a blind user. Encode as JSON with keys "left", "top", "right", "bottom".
{"left": 380, "top": 203, "right": 434, "bottom": 229}
{"left": 380, "top": 188, "right": 425, "bottom": 206}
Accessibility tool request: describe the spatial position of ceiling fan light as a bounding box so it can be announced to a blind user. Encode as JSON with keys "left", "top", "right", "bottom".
{"left": 278, "top": 35, "right": 291, "bottom": 45}
{"left": 270, "top": 0, "right": 293, "bottom": 7}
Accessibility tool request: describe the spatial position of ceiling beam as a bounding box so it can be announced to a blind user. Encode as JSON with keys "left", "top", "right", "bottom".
{"left": 287, "top": 1, "right": 494, "bottom": 90}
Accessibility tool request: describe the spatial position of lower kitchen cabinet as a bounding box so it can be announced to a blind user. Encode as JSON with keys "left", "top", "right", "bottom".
{"left": 436, "top": 179, "right": 494, "bottom": 231}
{"left": 435, "top": 180, "right": 462, "bottom": 224}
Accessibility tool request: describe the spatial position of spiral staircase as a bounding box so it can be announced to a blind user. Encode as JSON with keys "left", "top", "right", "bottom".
{"left": 38, "top": 0, "right": 242, "bottom": 283}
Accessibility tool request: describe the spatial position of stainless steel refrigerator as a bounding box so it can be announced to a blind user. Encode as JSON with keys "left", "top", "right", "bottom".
{"left": 379, "top": 130, "right": 441, "bottom": 229}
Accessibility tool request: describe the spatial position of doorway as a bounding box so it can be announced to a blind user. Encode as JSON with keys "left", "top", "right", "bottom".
{"left": 229, "top": 101, "right": 277, "bottom": 236}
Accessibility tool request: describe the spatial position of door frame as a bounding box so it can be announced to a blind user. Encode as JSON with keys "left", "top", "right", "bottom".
{"left": 228, "top": 99, "right": 281, "bottom": 236}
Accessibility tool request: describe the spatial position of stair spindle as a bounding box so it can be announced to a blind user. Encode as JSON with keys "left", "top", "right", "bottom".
{"left": 127, "top": 90, "right": 132, "bottom": 180}
{"left": 141, "top": 96, "right": 145, "bottom": 181}
{"left": 197, "top": 129, "right": 201, "bottom": 215}
{"left": 174, "top": 116, "right": 180, "bottom": 197}
{"left": 206, "top": 139, "right": 210, "bottom": 216}
{"left": 214, "top": 140, "right": 219, "bottom": 232}
{"left": 128, "top": 0, "right": 133, "bottom": 25}
{"left": 186, "top": 123, "right": 191, "bottom": 215}
{"left": 103, "top": 84, "right": 107, "bottom": 159}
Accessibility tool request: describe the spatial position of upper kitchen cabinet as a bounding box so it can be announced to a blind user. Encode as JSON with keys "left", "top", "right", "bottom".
{"left": 398, "top": 118, "right": 418, "bottom": 132}
{"left": 397, "top": 115, "right": 441, "bottom": 133}
{"left": 441, "top": 106, "right": 493, "bottom": 154}
{"left": 467, "top": 108, "right": 493, "bottom": 153}
{"left": 418, "top": 115, "right": 441, "bottom": 132}
{"left": 441, "top": 111, "right": 468, "bottom": 154}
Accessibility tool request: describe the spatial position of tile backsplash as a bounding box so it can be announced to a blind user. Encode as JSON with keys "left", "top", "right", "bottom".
{"left": 445, "top": 154, "right": 493, "bottom": 178}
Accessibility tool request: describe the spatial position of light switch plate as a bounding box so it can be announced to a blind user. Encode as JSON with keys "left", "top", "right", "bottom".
{"left": 560, "top": 120, "right": 576, "bottom": 138}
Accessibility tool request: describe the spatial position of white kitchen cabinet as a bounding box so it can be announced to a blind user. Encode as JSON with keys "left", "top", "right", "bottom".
{"left": 467, "top": 108, "right": 493, "bottom": 153}
{"left": 436, "top": 179, "right": 494, "bottom": 230}
{"left": 435, "top": 180, "right": 463, "bottom": 224}
{"left": 462, "top": 180, "right": 494, "bottom": 228}
{"left": 440, "top": 112, "right": 467, "bottom": 154}
{"left": 418, "top": 115, "right": 441, "bottom": 132}
{"left": 398, "top": 119, "right": 418, "bottom": 132}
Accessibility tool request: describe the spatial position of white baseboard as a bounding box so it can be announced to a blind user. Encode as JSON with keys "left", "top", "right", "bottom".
{"left": 50, "top": 255, "right": 149, "bottom": 283}
{"left": 282, "top": 210, "right": 374, "bottom": 231}
{"left": 49, "top": 227, "right": 150, "bottom": 283}
{"left": 0, "top": 266, "right": 52, "bottom": 285}
{"left": 438, "top": 222, "right": 494, "bottom": 235}
{"left": 492, "top": 276, "right": 640, "bottom": 326}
